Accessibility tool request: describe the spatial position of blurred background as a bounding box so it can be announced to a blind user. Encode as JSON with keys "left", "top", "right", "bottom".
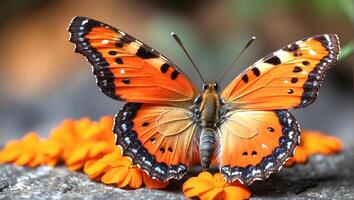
{"left": 0, "top": 0, "right": 353, "bottom": 146}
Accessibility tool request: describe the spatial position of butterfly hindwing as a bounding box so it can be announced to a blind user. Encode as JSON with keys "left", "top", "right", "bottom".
{"left": 68, "top": 17, "right": 199, "bottom": 106}
{"left": 218, "top": 110, "right": 300, "bottom": 184}
{"left": 114, "top": 103, "right": 198, "bottom": 181}
{"left": 221, "top": 34, "right": 340, "bottom": 110}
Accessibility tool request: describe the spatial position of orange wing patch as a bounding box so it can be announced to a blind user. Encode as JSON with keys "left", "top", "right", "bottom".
{"left": 68, "top": 17, "right": 198, "bottom": 106}
{"left": 221, "top": 34, "right": 340, "bottom": 110}
{"left": 218, "top": 110, "right": 300, "bottom": 185}
{"left": 114, "top": 103, "right": 198, "bottom": 182}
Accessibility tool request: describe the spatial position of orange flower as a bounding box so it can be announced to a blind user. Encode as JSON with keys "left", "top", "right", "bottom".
{"left": 183, "top": 171, "right": 251, "bottom": 200}
{"left": 285, "top": 130, "right": 343, "bottom": 167}
{"left": 0, "top": 132, "right": 61, "bottom": 167}
{"left": 84, "top": 147, "right": 143, "bottom": 188}
{"left": 84, "top": 146, "right": 170, "bottom": 189}
{"left": 49, "top": 116, "right": 116, "bottom": 170}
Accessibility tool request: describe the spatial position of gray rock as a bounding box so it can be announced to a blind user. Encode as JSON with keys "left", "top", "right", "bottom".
{"left": 0, "top": 148, "right": 353, "bottom": 200}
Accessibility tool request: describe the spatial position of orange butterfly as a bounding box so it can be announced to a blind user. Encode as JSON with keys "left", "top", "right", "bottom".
{"left": 68, "top": 17, "right": 340, "bottom": 185}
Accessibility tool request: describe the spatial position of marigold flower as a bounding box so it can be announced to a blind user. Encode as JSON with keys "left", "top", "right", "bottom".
{"left": 285, "top": 130, "right": 343, "bottom": 167}
{"left": 84, "top": 147, "right": 143, "bottom": 188}
{"left": 0, "top": 132, "right": 61, "bottom": 167}
{"left": 84, "top": 146, "right": 170, "bottom": 189}
{"left": 49, "top": 116, "right": 116, "bottom": 171}
{"left": 183, "top": 171, "right": 251, "bottom": 200}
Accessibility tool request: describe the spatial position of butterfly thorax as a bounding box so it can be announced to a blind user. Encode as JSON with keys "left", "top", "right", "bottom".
{"left": 199, "top": 83, "right": 220, "bottom": 128}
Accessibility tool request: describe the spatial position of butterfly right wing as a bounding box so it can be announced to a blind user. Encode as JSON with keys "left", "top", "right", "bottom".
{"left": 221, "top": 34, "right": 340, "bottom": 110}
{"left": 114, "top": 103, "right": 199, "bottom": 181}
{"left": 68, "top": 17, "right": 199, "bottom": 106}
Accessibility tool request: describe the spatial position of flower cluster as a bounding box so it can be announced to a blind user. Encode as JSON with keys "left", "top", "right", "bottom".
{"left": 0, "top": 117, "right": 344, "bottom": 200}
{"left": 0, "top": 116, "right": 169, "bottom": 190}
{"left": 49, "top": 116, "right": 116, "bottom": 170}
{"left": 0, "top": 132, "right": 61, "bottom": 167}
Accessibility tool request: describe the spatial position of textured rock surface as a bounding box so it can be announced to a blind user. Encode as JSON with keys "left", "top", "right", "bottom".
{"left": 0, "top": 148, "right": 353, "bottom": 200}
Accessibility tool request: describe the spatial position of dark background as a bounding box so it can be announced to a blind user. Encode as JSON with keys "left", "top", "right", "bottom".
{"left": 0, "top": 0, "right": 353, "bottom": 146}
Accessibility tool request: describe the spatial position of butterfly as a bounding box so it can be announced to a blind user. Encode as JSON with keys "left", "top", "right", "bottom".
{"left": 68, "top": 16, "right": 340, "bottom": 185}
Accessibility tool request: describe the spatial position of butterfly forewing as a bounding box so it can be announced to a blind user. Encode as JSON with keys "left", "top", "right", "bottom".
{"left": 68, "top": 16, "right": 199, "bottom": 106}
{"left": 221, "top": 34, "right": 340, "bottom": 110}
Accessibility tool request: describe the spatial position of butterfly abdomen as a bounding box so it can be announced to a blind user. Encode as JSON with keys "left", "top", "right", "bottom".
{"left": 199, "top": 128, "right": 216, "bottom": 170}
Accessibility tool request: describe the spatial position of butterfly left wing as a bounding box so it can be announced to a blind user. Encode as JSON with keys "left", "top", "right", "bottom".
{"left": 68, "top": 17, "right": 199, "bottom": 106}
{"left": 221, "top": 34, "right": 340, "bottom": 110}
{"left": 217, "top": 109, "right": 300, "bottom": 184}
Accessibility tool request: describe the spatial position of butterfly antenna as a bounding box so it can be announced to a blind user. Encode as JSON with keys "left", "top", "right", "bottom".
{"left": 171, "top": 32, "right": 206, "bottom": 83}
{"left": 218, "top": 36, "right": 256, "bottom": 85}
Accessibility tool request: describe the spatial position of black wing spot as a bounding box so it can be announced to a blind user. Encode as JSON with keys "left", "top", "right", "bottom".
{"left": 150, "top": 138, "right": 156, "bottom": 143}
{"left": 160, "top": 63, "right": 170, "bottom": 73}
{"left": 136, "top": 47, "right": 158, "bottom": 59}
{"left": 303, "top": 61, "right": 310, "bottom": 66}
{"left": 287, "top": 89, "right": 294, "bottom": 94}
{"left": 267, "top": 127, "right": 275, "bottom": 132}
{"left": 252, "top": 151, "right": 257, "bottom": 156}
{"left": 171, "top": 70, "right": 179, "bottom": 80}
{"left": 115, "top": 42, "right": 124, "bottom": 48}
{"left": 115, "top": 57, "right": 123, "bottom": 64}
{"left": 242, "top": 74, "right": 249, "bottom": 83}
{"left": 120, "top": 35, "right": 134, "bottom": 44}
{"left": 293, "top": 66, "right": 302, "bottom": 73}
{"left": 142, "top": 122, "right": 149, "bottom": 127}
{"left": 242, "top": 152, "right": 248, "bottom": 156}
{"left": 251, "top": 67, "right": 261, "bottom": 77}
{"left": 109, "top": 51, "right": 117, "bottom": 55}
{"left": 168, "top": 147, "right": 173, "bottom": 152}
{"left": 264, "top": 56, "right": 281, "bottom": 65}
{"left": 159, "top": 147, "right": 165, "bottom": 153}
{"left": 122, "top": 78, "right": 130, "bottom": 84}
{"left": 291, "top": 78, "right": 298, "bottom": 83}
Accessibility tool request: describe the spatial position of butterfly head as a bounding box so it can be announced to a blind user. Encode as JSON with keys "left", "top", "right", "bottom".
{"left": 201, "top": 82, "right": 220, "bottom": 93}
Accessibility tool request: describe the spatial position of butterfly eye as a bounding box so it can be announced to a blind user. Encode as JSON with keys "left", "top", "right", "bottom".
{"left": 201, "top": 84, "right": 208, "bottom": 91}
{"left": 213, "top": 83, "right": 220, "bottom": 91}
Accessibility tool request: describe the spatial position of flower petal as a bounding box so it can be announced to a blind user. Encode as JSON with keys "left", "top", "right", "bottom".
{"left": 183, "top": 175, "right": 215, "bottom": 198}
{"left": 0, "top": 149, "right": 22, "bottom": 163}
{"left": 15, "top": 153, "right": 34, "bottom": 166}
{"left": 117, "top": 170, "right": 132, "bottom": 188}
{"left": 128, "top": 168, "right": 143, "bottom": 189}
{"left": 224, "top": 186, "right": 251, "bottom": 200}
{"left": 84, "top": 159, "right": 108, "bottom": 178}
{"left": 101, "top": 167, "right": 128, "bottom": 184}
{"left": 198, "top": 171, "right": 214, "bottom": 181}
{"left": 199, "top": 187, "right": 224, "bottom": 200}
